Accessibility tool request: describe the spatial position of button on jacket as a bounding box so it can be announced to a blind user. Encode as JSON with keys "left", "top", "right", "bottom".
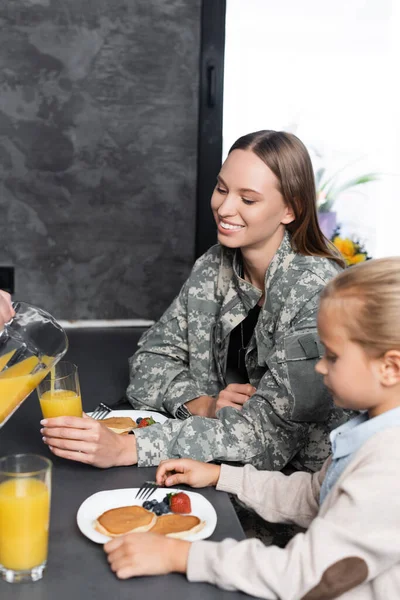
{"left": 127, "top": 232, "right": 348, "bottom": 470}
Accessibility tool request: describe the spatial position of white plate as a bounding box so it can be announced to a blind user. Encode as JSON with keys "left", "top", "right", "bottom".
{"left": 77, "top": 487, "right": 217, "bottom": 543}
{"left": 87, "top": 409, "right": 169, "bottom": 425}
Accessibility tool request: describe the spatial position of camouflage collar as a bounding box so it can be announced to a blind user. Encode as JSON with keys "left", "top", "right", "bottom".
{"left": 215, "top": 232, "right": 297, "bottom": 346}
{"left": 229, "top": 230, "right": 296, "bottom": 312}
{"left": 231, "top": 251, "right": 262, "bottom": 312}
{"left": 264, "top": 230, "right": 297, "bottom": 292}
{"left": 263, "top": 231, "right": 297, "bottom": 317}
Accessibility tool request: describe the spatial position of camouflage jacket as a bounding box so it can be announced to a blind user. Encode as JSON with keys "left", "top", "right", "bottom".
{"left": 127, "top": 232, "right": 348, "bottom": 471}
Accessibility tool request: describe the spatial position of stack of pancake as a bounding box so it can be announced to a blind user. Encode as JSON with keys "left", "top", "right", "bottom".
{"left": 101, "top": 417, "right": 136, "bottom": 434}
{"left": 94, "top": 504, "right": 204, "bottom": 539}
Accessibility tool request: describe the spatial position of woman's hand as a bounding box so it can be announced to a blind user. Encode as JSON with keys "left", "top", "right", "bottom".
{"left": 215, "top": 383, "right": 256, "bottom": 413}
{"left": 186, "top": 383, "right": 256, "bottom": 418}
{"left": 184, "top": 395, "right": 216, "bottom": 417}
{"left": 40, "top": 413, "right": 137, "bottom": 468}
{"left": 105, "top": 533, "right": 190, "bottom": 579}
{"left": 0, "top": 290, "right": 15, "bottom": 329}
{"left": 156, "top": 458, "right": 221, "bottom": 488}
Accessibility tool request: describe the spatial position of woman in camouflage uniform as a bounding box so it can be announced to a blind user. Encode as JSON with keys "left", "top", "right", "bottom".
{"left": 41, "top": 131, "right": 347, "bottom": 479}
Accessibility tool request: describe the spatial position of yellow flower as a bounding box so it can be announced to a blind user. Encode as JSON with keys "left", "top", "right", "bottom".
{"left": 346, "top": 253, "right": 367, "bottom": 266}
{"left": 332, "top": 236, "right": 356, "bottom": 257}
{"left": 330, "top": 227, "right": 369, "bottom": 267}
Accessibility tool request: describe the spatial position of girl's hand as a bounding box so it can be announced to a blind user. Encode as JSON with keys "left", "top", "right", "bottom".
{"left": 105, "top": 533, "right": 190, "bottom": 579}
{"left": 40, "top": 413, "right": 137, "bottom": 468}
{"left": 156, "top": 458, "right": 221, "bottom": 488}
{"left": 0, "top": 290, "right": 15, "bottom": 329}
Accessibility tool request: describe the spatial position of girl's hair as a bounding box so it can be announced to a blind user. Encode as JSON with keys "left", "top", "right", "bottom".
{"left": 321, "top": 257, "right": 400, "bottom": 356}
{"left": 229, "top": 130, "right": 344, "bottom": 267}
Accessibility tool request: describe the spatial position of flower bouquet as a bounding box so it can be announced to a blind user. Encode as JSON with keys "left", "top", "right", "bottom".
{"left": 330, "top": 226, "right": 371, "bottom": 266}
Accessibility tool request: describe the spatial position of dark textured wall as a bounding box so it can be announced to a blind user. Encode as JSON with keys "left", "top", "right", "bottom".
{"left": 0, "top": 0, "right": 201, "bottom": 320}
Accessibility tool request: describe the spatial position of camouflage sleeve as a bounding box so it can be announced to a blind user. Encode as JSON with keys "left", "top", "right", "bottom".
{"left": 133, "top": 406, "right": 307, "bottom": 468}
{"left": 134, "top": 291, "right": 331, "bottom": 470}
{"left": 126, "top": 279, "right": 209, "bottom": 416}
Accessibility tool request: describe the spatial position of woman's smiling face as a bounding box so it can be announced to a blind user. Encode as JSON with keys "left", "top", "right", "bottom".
{"left": 211, "top": 149, "right": 294, "bottom": 252}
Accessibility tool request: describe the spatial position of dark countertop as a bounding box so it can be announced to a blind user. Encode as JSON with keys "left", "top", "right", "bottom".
{"left": 0, "top": 327, "right": 250, "bottom": 599}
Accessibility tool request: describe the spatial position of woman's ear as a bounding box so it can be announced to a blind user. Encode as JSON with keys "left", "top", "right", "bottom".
{"left": 380, "top": 350, "right": 400, "bottom": 387}
{"left": 281, "top": 203, "right": 295, "bottom": 225}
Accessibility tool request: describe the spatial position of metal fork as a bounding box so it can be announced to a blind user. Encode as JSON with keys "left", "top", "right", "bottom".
{"left": 135, "top": 481, "right": 159, "bottom": 501}
{"left": 91, "top": 403, "right": 112, "bottom": 420}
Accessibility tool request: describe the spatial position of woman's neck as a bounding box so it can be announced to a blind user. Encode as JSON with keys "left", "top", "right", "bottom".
{"left": 241, "top": 254, "right": 268, "bottom": 291}
{"left": 240, "top": 230, "right": 285, "bottom": 291}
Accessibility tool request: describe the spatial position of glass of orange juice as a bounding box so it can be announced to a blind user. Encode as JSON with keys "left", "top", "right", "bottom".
{"left": 37, "top": 361, "right": 83, "bottom": 418}
{"left": 0, "top": 454, "right": 52, "bottom": 583}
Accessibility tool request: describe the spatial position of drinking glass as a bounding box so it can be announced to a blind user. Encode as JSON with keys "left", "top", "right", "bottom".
{"left": 0, "top": 454, "right": 52, "bottom": 583}
{"left": 37, "top": 361, "right": 83, "bottom": 418}
{"left": 0, "top": 302, "right": 68, "bottom": 428}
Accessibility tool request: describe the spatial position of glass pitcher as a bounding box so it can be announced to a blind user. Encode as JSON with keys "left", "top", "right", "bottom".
{"left": 0, "top": 302, "right": 68, "bottom": 428}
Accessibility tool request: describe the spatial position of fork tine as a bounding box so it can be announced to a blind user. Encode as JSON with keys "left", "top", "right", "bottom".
{"left": 91, "top": 408, "right": 103, "bottom": 419}
{"left": 135, "top": 482, "right": 158, "bottom": 500}
{"left": 142, "top": 486, "right": 157, "bottom": 501}
{"left": 135, "top": 485, "right": 149, "bottom": 500}
{"left": 91, "top": 403, "right": 112, "bottom": 420}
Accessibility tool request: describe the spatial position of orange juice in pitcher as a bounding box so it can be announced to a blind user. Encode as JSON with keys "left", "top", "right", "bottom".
{"left": 0, "top": 302, "right": 68, "bottom": 428}
{"left": 0, "top": 355, "right": 52, "bottom": 424}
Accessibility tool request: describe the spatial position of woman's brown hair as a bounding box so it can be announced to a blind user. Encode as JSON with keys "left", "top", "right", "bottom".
{"left": 229, "top": 130, "right": 344, "bottom": 267}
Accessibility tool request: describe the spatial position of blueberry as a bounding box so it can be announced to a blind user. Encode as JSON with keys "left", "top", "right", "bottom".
{"left": 153, "top": 506, "right": 163, "bottom": 516}
{"left": 159, "top": 502, "right": 170, "bottom": 514}
{"left": 149, "top": 499, "right": 158, "bottom": 507}
{"left": 142, "top": 500, "right": 152, "bottom": 510}
{"left": 136, "top": 417, "right": 142, "bottom": 424}
{"left": 163, "top": 495, "right": 170, "bottom": 505}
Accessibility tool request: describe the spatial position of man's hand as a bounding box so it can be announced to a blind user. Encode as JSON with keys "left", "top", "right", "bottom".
{"left": 0, "top": 290, "right": 15, "bottom": 330}
{"left": 186, "top": 383, "right": 256, "bottom": 418}
{"left": 40, "top": 413, "right": 137, "bottom": 468}
{"left": 156, "top": 457, "right": 221, "bottom": 488}
{"left": 105, "top": 533, "right": 190, "bottom": 579}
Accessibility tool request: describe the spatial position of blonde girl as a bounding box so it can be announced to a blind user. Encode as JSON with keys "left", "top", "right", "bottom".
{"left": 105, "top": 257, "right": 400, "bottom": 600}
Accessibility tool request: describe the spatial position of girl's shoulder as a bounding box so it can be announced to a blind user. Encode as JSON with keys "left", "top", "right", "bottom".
{"left": 358, "top": 427, "right": 400, "bottom": 460}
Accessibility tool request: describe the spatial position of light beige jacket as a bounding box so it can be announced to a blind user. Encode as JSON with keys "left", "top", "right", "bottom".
{"left": 187, "top": 428, "right": 400, "bottom": 599}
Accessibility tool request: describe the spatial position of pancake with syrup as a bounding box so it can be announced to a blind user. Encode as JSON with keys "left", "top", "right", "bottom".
{"left": 94, "top": 505, "right": 156, "bottom": 536}
{"left": 149, "top": 513, "right": 205, "bottom": 538}
{"left": 101, "top": 416, "right": 136, "bottom": 434}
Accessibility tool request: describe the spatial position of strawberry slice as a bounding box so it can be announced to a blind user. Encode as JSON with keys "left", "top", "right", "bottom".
{"left": 137, "top": 417, "right": 156, "bottom": 428}
{"left": 168, "top": 492, "right": 191, "bottom": 514}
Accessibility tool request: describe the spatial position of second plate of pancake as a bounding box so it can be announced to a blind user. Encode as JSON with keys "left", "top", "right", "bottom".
{"left": 77, "top": 487, "right": 217, "bottom": 544}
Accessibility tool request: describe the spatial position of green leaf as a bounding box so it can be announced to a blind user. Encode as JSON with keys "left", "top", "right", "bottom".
{"left": 329, "top": 173, "right": 380, "bottom": 199}
{"left": 315, "top": 167, "right": 326, "bottom": 187}
{"left": 318, "top": 159, "right": 362, "bottom": 192}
